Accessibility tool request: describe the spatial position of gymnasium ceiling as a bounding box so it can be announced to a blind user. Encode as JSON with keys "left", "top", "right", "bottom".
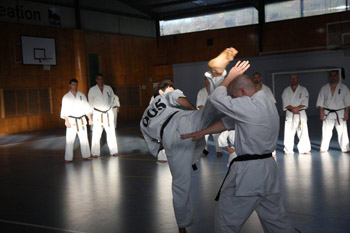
{"left": 27, "top": 0, "right": 275, "bottom": 20}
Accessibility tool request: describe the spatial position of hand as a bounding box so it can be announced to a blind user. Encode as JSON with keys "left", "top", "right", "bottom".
{"left": 344, "top": 115, "right": 348, "bottom": 121}
{"left": 291, "top": 107, "right": 300, "bottom": 114}
{"left": 320, "top": 112, "right": 325, "bottom": 121}
{"left": 227, "top": 147, "right": 235, "bottom": 154}
{"left": 117, "top": 107, "right": 120, "bottom": 113}
{"left": 65, "top": 121, "right": 71, "bottom": 128}
{"left": 89, "top": 119, "right": 93, "bottom": 125}
{"left": 226, "top": 60, "right": 250, "bottom": 81}
{"left": 180, "top": 131, "right": 205, "bottom": 141}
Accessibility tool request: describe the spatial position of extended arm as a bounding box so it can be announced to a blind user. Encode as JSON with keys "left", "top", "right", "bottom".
{"left": 178, "top": 97, "right": 196, "bottom": 110}
{"left": 181, "top": 120, "right": 227, "bottom": 141}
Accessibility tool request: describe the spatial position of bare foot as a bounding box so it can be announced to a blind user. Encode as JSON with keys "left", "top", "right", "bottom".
{"left": 304, "top": 152, "right": 311, "bottom": 155}
{"left": 64, "top": 160, "right": 72, "bottom": 163}
{"left": 157, "top": 160, "right": 167, "bottom": 163}
{"left": 83, "top": 157, "right": 93, "bottom": 161}
{"left": 113, "top": 153, "right": 119, "bottom": 157}
{"left": 208, "top": 47, "right": 238, "bottom": 76}
{"left": 179, "top": 227, "right": 187, "bottom": 233}
{"left": 319, "top": 150, "right": 327, "bottom": 153}
{"left": 217, "top": 152, "right": 223, "bottom": 157}
{"left": 92, "top": 155, "right": 99, "bottom": 158}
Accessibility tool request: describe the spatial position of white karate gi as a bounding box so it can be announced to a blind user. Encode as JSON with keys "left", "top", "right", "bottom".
{"left": 218, "top": 130, "right": 237, "bottom": 167}
{"left": 262, "top": 83, "right": 276, "bottom": 103}
{"left": 210, "top": 88, "right": 294, "bottom": 233}
{"left": 316, "top": 83, "right": 350, "bottom": 152}
{"left": 197, "top": 73, "right": 225, "bottom": 154}
{"left": 140, "top": 73, "right": 225, "bottom": 228}
{"left": 60, "top": 91, "right": 92, "bottom": 161}
{"left": 282, "top": 85, "right": 311, "bottom": 154}
{"left": 112, "top": 94, "right": 120, "bottom": 129}
{"left": 88, "top": 84, "right": 119, "bottom": 156}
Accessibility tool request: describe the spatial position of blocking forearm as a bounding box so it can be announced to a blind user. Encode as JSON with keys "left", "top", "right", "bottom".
{"left": 202, "top": 120, "right": 227, "bottom": 135}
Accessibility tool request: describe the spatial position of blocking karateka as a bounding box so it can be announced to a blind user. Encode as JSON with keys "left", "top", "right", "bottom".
{"left": 181, "top": 73, "right": 294, "bottom": 233}
{"left": 282, "top": 74, "right": 311, "bottom": 155}
{"left": 140, "top": 48, "right": 249, "bottom": 233}
{"left": 316, "top": 70, "right": 350, "bottom": 153}
{"left": 60, "top": 79, "right": 93, "bottom": 162}
{"left": 196, "top": 76, "right": 223, "bottom": 157}
{"left": 88, "top": 74, "right": 119, "bottom": 157}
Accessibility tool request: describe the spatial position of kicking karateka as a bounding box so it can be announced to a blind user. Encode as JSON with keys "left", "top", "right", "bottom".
{"left": 88, "top": 74, "right": 119, "bottom": 157}
{"left": 316, "top": 70, "right": 350, "bottom": 153}
{"left": 60, "top": 79, "right": 93, "bottom": 162}
{"left": 281, "top": 74, "right": 311, "bottom": 155}
{"left": 181, "top": 72, "right": 295, "bottom": 233}
{"left": 140, "top": 48, "right": 249, "bottom": 233}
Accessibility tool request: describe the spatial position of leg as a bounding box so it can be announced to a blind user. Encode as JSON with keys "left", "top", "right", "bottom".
{"left": 215, "top": 186, "right": 260, "bottom": 233}
{"left": 166, "top": 136, "right": 196, "bottom": 228}
{"left": 255, "top": 193, "right": 295, "bottom": 233}
{"left": 283, "top": 121, "right": 296, "bottom": 154}
{"left": 335, "top": 120, "right": 350, "bottom": 152}
{"left": 104, "top": 111, "right": 119, "bottom": 155}
{"left": 65, "top": 127, "right": 77, "bottom": 161}
{"left": 114, "top": 110, "right": 118, "bottom": 129}
{"left": 91, "top": 123, "right": 103, "bottom": 156}
{"left": 213, "top": 133, "right": 223, "bottom": 155}
{"left": 157, "top": 149, "right": 167, "bottom": 162}
{"left": 296, "top": 120, "right": 311, "bottom": 154}
{"left": 77, "top": 126, "right": 91, "bottom": 159}
{"left": 320, "top": 119, "right": 335, "bottom": 152}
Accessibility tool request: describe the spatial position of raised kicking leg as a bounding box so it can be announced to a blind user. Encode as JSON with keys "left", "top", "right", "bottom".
{"left": 208, "top": 47, "right": 238, "bottom": 76}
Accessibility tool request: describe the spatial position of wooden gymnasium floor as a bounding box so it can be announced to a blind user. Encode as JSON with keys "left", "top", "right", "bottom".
{"left": 0, "top": 117, "right": 350, "bottom": 233}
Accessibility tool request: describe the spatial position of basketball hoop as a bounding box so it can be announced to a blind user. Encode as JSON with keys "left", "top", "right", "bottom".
{"left": 38, "top": 58, "right": 53, "bottom": 70}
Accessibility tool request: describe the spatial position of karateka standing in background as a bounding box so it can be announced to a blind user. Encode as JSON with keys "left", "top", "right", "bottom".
{"left": 88, "top": 74, "right": 119, "bottom": 157}
{"left": 253, "top": 72, "right": 276, "bottom": 103}
{"left": 316, "top": 70, "right": 350, "bottom": 153}
{"left": 61, "top": 79, "right": 93, "bottom": 162}
{"left": 196, "top": 76, "right": 223, "bottom": 157}
{"left": 281, "top": 74, "right": 311, "bottom": 155}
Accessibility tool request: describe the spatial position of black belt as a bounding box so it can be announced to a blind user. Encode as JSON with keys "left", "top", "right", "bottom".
{"left": 94, "top": 107, "right": 111, "bottom": 113}
{"left": 215, "top": 153, "right": 273, "bottom": 201}
{"left": 94, "top": 107, "right": 112, "bottom": 127}
{"left": 324, "top": 108, "right": 344, "bottom": 125}
{"left": 68, "top": 115, "right": 85, "bottom": 119}
{"left": 160, "top": 111, "right": 179, "bottom": 140}
{"left": 68, "top": 115, "right": 86, "bottom": 131}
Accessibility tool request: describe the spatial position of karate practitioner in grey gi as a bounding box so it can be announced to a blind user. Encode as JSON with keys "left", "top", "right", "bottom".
{"left": 182, "top": 71, "right": 295, "bottom": 233}
{"left": 140, "top": 48, "right": 250, "bottom": 233}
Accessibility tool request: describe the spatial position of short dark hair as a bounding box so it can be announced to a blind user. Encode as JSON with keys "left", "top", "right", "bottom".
{"left": 157, "top": 79, "right": 174, "bottom": 92}
{"left": 330, "top": 70, "right": 339, "bottom": 75}
{"left": 253, "top": 72, "right": 261, "bottom": 76}
{"left": 69, "top": 79, "right": 78, "bottom": 84}
{"left": 97, "top": 73, "right": 103, "bottom": 77}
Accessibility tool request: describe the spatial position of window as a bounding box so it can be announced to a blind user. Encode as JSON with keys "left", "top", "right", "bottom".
{"left": 303, "top": 0, "right": 348, "bottom": 17}
{"left": 266, "top": 0, "right": 349, "bottom": 23}
{"left": 159, "top": 7, "right": 258, "bottom": 36}
{"left": 265, "top": 0, "right": 301, "bottom": 22}
{"left": 114, "top": 86, "right": 141, "bottom": 107}
{"left": 1, "top": 88, "right": 52, "bottom": 118}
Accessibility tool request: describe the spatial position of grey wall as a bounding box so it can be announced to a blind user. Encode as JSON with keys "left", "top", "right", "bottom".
{"left": 173, "top": 49, "right": 350, "bottom": 116}
{"left": 0, "top": 0, "right": 156, "bottom": 37}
